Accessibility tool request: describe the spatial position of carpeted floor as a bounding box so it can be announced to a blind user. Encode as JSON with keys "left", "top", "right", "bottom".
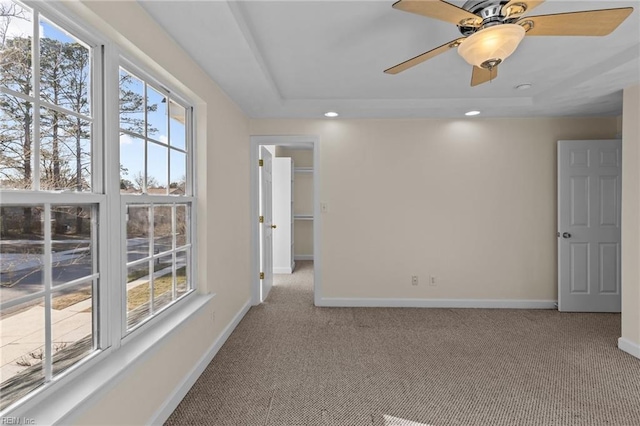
{"left": 166, "top": 261, "right": 640, "bottom": 426}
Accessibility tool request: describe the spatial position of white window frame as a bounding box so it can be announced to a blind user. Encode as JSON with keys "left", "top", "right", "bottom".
{"left": 0, "top": 0, "right": 200, "bottom": 418}
{"left": 117, "top": 58, "right": 196, "bottom": 338}
{"left": 0, "top": 0, "right": 109, "bottom": 412}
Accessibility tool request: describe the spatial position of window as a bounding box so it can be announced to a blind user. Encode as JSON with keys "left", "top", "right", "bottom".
{"left": 0, "top": 0, "right": 101, "bottom": 411}
{"left": 0, "top": 0, "right": 196, "bottom": 413}
{"left": 118, "top": 65, "right": 194, "bottom": 332}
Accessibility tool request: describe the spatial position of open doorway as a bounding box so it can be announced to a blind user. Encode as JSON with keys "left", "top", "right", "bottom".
{"left": 250, "top": 136, "right": 321, "bottom": 306}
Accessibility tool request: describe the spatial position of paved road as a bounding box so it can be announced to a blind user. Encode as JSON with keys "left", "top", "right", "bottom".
{"left": 1, "top": 238, "right": 186, "bottom": 305}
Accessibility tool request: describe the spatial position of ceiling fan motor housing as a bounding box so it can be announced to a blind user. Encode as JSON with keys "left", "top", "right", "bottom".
{"left": 386, "top": 0, "right": 635, "bottom": 87}
{"left": 458, "top": 0, "right": 514, "bottom": 35}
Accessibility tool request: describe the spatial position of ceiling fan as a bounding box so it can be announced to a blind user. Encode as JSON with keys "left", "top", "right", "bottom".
{"left": 384, "top": 0, "right": 634, "bottom": 86}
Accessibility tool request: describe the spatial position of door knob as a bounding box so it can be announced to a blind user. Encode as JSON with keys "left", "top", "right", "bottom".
{"left": 271, "top": 224, "right": 277, "bottom": 229}
{"left": 562, "top": 232, "right": 571, "bottom": 239}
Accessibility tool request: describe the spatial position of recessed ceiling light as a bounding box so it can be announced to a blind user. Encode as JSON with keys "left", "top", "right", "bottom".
{"left": 515, "top": 83, "right": 533, "bottom": 91}
{"left": 324, "top": 111, "right": 339, "bottom": 118}
{"left": 465, "top": 110, "right": 481, "bottom": 116}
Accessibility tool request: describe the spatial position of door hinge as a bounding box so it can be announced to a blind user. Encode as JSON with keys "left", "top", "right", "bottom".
{"left": 259, "top": 159, "right": 263, "bottom": 167}
{"left": 260, "top": 272, "right": 265, "bottom": 280}
{"left": 259, "top": 216, "right": 264, "bottom": 223}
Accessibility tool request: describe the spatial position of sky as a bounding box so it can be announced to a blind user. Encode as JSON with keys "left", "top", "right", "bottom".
{"left": 119, "top": 70, "right": 187, "bottom": 189}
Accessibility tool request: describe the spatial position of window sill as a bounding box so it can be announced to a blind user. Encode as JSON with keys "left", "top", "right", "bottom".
{"left": 8, "top": 293, "right": 214, "bottom": 425}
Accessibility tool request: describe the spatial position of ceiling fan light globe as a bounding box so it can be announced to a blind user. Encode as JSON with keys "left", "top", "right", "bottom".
{"left": 458, "top": 24, "right": 526, "bottom": 68}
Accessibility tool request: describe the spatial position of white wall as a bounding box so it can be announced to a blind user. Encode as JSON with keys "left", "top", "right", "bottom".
{"left": 281, "top": 149, "right": 313, "bottom": 168}
{"left": 293, "top": 174, "right": 314, "bottom": 216}
{"left": 278, "top": 149, "right": 314, "bottom": 258}
{"left": 251, "top": 117, "right": 618, "bottom": 303}
{"left": 60, "top": 2, "right": 251, "bottom": 424}
{"left": 293, "top": 172, "right": 314, "bottom": 258}
{"left": 621, "top": 84, "right": 640, "bottom": 357}
{"left": 295, "top": 220, "right": 314, "bottom": 258}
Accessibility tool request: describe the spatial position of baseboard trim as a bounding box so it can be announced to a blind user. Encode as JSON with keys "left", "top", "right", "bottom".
{"left": 273, "top": 267, "right": 293, "bottom": 274}
{"left": 618, "top": 337, "right": 640, "bottom": 360}
{"left": 294, "top": 255, "right": 313, "bottom": 261}
{"left": 317, "top": 297, "right": 557, "bottom": 309}
{"left": 149, "top": 299, "right": 252, "bottom": 425}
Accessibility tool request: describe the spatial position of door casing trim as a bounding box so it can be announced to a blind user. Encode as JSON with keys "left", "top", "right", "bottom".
{"left": 250, "top": 135, "right": 321, "bottom": 305}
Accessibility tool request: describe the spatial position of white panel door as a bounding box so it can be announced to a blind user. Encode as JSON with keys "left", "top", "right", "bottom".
{"left": 558, "top": 139, "right": 621, "bottom": 312}
{"left": 260, "top": 146, "right": 274, "bottom": 302}
{"left": 272, "top": 158, "right": 293, "bottom": 273}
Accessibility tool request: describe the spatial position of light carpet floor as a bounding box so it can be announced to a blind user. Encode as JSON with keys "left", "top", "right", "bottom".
{"left": 166, "top": 261, "right": 640, "bottom": 426}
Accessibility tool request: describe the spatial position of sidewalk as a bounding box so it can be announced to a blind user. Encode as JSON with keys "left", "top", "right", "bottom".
{"left": 0, "top": 297, "right": 92, "bottom": 382}
{"left": 0, "top": 262, "right": 185, "bottom": 384}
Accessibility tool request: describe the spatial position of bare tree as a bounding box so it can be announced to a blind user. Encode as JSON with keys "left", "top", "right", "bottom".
{"left": 2, "top": 6, "right": 91, "bottom": 195}
{"left": 132, "top": 170, "right": 159, "bottom": 191}
{"left": 118, "top": 69, "right": 160, "bottom": 192}
{"left": 1, "top": 30, "right": 32, "bottom": 233}
{"left": 0, "top": 2, "right": 29, "bottom": 46}
{"left": 0, "top": 35, "right": 32, "bottom": 191}
{"left": 1, "top": 2, "right": 31, "bottom": 194}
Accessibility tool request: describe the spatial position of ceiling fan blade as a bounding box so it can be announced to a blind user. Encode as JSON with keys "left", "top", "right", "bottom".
{"left": 520, "top": 7, "right": 634, "bottom": 36}
{"left": 393, "top": 0, "right": 482, "bottom": 27}
{"left": 471, "top": 65, "right": 498, "bottom": 87}
{"left": 384, "top": 38, "right": 465, "bottom": 74}
{"left": 502, "top": 0, "right": 545, "bottom": 19}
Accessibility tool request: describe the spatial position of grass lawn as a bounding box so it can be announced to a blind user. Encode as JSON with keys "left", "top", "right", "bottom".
{"left": 52, "top": 288, "right": 92, "bottom": 310}
{"left": 47, "top": 265, "right": 186, "bottom": 311}
{"left": 127, "top": 266, "right": 186, "bottom": 311}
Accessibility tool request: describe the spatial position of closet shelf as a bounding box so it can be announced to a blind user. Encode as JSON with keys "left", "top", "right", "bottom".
{"left": 294, "top": 214, "right": 314, "bottom": 220}
{"left": 294, "top": 167, "right": 313, "bottom": 173}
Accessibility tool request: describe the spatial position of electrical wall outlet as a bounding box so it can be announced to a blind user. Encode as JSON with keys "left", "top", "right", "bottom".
{"left": 411, "top": 275, "right": 419, "bottom": 286}
{"left": 429, "top": 275, "right": 437, "bottom": 286}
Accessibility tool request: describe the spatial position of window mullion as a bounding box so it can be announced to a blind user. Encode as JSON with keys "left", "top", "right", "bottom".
{"left": 0, "top": 86, "right": 37, "bottom": 103}
{"left": 148, "top": 205, "right": 155, "bottom": 316}
{"left": 166, "top": 96, "right": 171, "bottom": 193}
{"left": 121, "top": 194, "right": 194, "bottom": 204}
{"left": 172, "top": 204, "right": 177, "bottom": 301}
{"left": 187, "top": 107, "right": 193, "bottom": 196}
{"left": 38, "top": 99, "right": 93, "bottom": 124}
{"left": 90, "top": 43, "right": 105, "bottom": 350}
{"left": 32, "top": 10, "right": 41, "bottom": 191}
{"left": 143, "top": 83, "right": 148, "bottom": 195}
{"left": 43, "top": 204, "right": 52, "bottom": 382}
{"left": 126, "top": 256, "right": 150, "bottom": 268}
{"left": 0, "top": 191, "right": 105, "bottom": 202}
{"left": 92, "top": 206, "right": 99, "bottom": 350}
{"left": 119, "top": 202, "right": 128, "bottom": 341}
{"left": 98, "top": 42, "right": 122, "bottom": 350}
{"left": 92, "top": 45, "right": 104, "bottom": 195}
{"left": 0, "top": 290, "right": 47, "bottom": 312}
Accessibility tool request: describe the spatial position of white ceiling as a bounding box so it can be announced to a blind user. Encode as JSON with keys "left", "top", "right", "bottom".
{"left": 139, "top": 0, "right": 640, "bottom": 119}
